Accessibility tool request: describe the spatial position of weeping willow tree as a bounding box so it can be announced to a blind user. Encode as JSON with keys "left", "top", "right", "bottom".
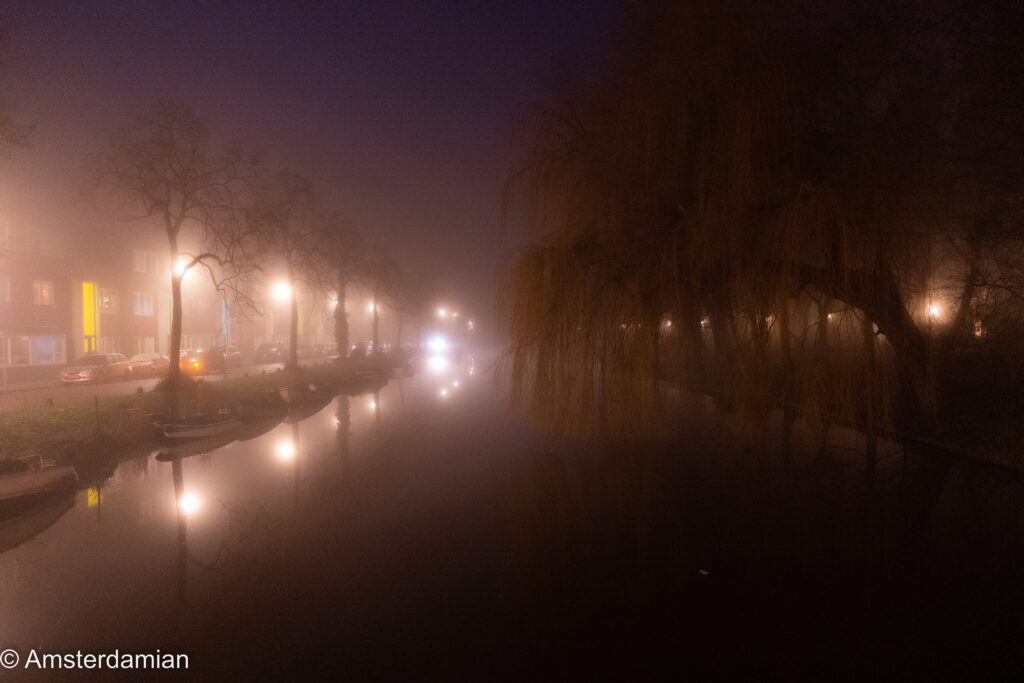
{"left": 504, "top": 0, "right": 962, "bottom": 439}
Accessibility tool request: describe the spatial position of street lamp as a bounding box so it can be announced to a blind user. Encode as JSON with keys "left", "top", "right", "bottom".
{"left": 273, "top": 282, "right": 292, "bottom": 302}
{"left": 173, "top": 257, "right": 190, "bottom": 278}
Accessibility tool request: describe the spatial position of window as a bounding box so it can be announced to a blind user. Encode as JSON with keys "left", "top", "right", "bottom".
{"left": 32, "top": 335, "right": 66, "bottom": 365}
{"left": 99, "top": 288, "right": 119, "bottom": 313}
{"left": 100, "top": 336, "right": 120, "bottom": 353}
{"left": 134, "top": 336, "right": 156, "bottom": 354}
{"left": 6, "top": 334, "right": 65, "bottom": 366}
{"left": 132, "top": 249, "right": 159, "bottom": 274}
{"left": 33, "top": 280, "right": 54, "bottom": 306}
{"left": 133, "top": 291, "right": 154, "bottom": 316}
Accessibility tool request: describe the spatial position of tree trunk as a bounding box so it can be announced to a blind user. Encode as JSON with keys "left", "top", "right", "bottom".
{"left": 287, "top": 277, "right": 299, "bottom": 370}
{"left": 797, "top": 261, "right": 933, "bottom": 432}
{"left": 334, "top": 275, "right": 348, "bottom": 356}
{"left": 862, "top": 311, "right": 878, "bottom": 483}
{"left": 167, "top": 239, "right": 184, "bottom": 386}
{"left": 371, "top": 282, "right": 380, "bottom": 354}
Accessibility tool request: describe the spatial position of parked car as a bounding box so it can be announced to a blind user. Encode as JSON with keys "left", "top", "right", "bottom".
{"left": 254, "top": 342, "right": 287, "bottom": 363}
{"left": 61, "top": 353, "right": 131, "bottom": 384}
{"left": 180, "top": 348, "right": 226, "bottom": 375}
{"left": 295, "top": 344, "right": 314, "bottom": 359}
{"left": 348, "top": 341, "right": 373, "bottom": 359}
{"left": 128, "top": 352, "right": 170, "bottom": 377}
{"left": 214, "top": 345, "right": 242, "bottom": 368}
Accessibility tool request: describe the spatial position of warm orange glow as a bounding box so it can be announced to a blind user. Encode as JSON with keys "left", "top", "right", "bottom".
{"left": 928, "top": 303, "right": 942, "bottom": 318}
{"left": 273, "top": 282, "right": 292, "bottom": 301}
{"left": 174, "top": 257, "right": 190, "bottom": 277}
{"left": 276, "top": 440, "right": 296, "bottom": 461}
{"left": 178, "top": 493, "right": 200, "bottom": 515}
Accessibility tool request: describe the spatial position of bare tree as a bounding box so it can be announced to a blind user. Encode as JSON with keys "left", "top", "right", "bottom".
{"left": 96, "top": 101, "right": 258, "bottom": 387}
{"left": 251, "top": 170, "right": 324, "bottom": 370}
{"left": 314, "top": 218, "right": 369, "bottom": 356}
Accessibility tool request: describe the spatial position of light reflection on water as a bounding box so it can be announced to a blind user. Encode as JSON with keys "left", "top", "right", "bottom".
{"left": 0, "top": 371, "right": 433, "bottom": 649}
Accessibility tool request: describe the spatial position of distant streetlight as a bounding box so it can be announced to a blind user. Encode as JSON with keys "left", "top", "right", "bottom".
{"left": 273, "top": 282, "right": 292, "bottom": 302}
{"left": 437, "top": 307, "right": 447, "bottom": 318}
{"left": 366, "top": 301, "right": 377, "bottom": 314}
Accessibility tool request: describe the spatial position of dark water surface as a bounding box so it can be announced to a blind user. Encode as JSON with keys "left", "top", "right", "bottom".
{"left": 3, "top": 361, "right": 1024, "bottom": 680}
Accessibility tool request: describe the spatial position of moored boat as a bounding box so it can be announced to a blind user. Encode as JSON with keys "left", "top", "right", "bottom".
{"left": 155, "top": 429, "right": 241, "bottom": 461}
{"left": 0, "top": 490, "right": 75, "bottom": 554}
{"left": 236, "top": 391, "right": 287, "bottom": 419}
{"left": 0, "top": 460, "right": 79, "bottom": 502}
{"left": 154, "top": 412, "right": 241, "bottom": 439}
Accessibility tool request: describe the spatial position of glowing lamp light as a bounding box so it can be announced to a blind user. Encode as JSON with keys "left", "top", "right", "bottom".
{"left": 439, "top": 388, "right": 449, "bottom": 398}
{"left": 369, "top": 399, "right": 377, "bottom": 410}
{"left": 273, "top": 282, "right": 292, "bottom": 302}
{"left": 427, "top": 335, "right": 448, "bottom": 352}
{"left": 366, "top": 301, "right": 376, "bottom": 313}
{"left": 178, "top": 493, "right": 200, "bottom": 516}
{"left": 452, "top": 380, "right": 459, "bottom": 387}
{"left": 428, "top": 355, "right": 449, "bottom": 374}
{"left": 437, "top": 307, "right": 447, "bottom": 318}
{"left": 276, "top": 440, "right": 296, "bottom": 461}
{"left": 174, "top": 257, "right": 190, "bottom": 277}
{"left": 928, "top": 304, "right": 942, "bottom": 318}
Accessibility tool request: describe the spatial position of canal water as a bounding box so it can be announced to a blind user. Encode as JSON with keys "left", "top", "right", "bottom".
{"left": 3, "top": 356, "right": 1024, "bottom": 679}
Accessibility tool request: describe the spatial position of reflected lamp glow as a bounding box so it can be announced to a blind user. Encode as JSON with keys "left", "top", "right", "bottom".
{"left": 276, "top": 439, "right": 296, "bottom": 461}
{"left": 273, "top": 282, "right": 292, "bottom": 302}
{"left": 428, "top": 355, "right": 449, "bottom": 374}
{"left": 178, "top": 493, "right": 200, "bottom": 516}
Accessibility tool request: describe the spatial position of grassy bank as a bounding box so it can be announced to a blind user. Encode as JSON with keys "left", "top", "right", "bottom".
{"left": 0, "top": 361, "right": 378, "bottom": 464}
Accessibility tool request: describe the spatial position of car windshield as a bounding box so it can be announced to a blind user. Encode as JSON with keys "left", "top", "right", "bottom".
{"left": 74, "top": 355, "right": 107, "bottom": 366}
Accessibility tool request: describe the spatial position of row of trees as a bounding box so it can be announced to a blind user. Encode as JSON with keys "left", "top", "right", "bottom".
{"left": 95, "top": 101, "right": 431, "bottom": 386}
{"left": 505, "top": 0, "right": 1024, "bottom": 451}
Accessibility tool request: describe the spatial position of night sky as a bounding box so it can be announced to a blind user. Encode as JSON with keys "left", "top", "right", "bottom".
{"left": 0, "top": 0, "right": 625, "bottom": 328}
